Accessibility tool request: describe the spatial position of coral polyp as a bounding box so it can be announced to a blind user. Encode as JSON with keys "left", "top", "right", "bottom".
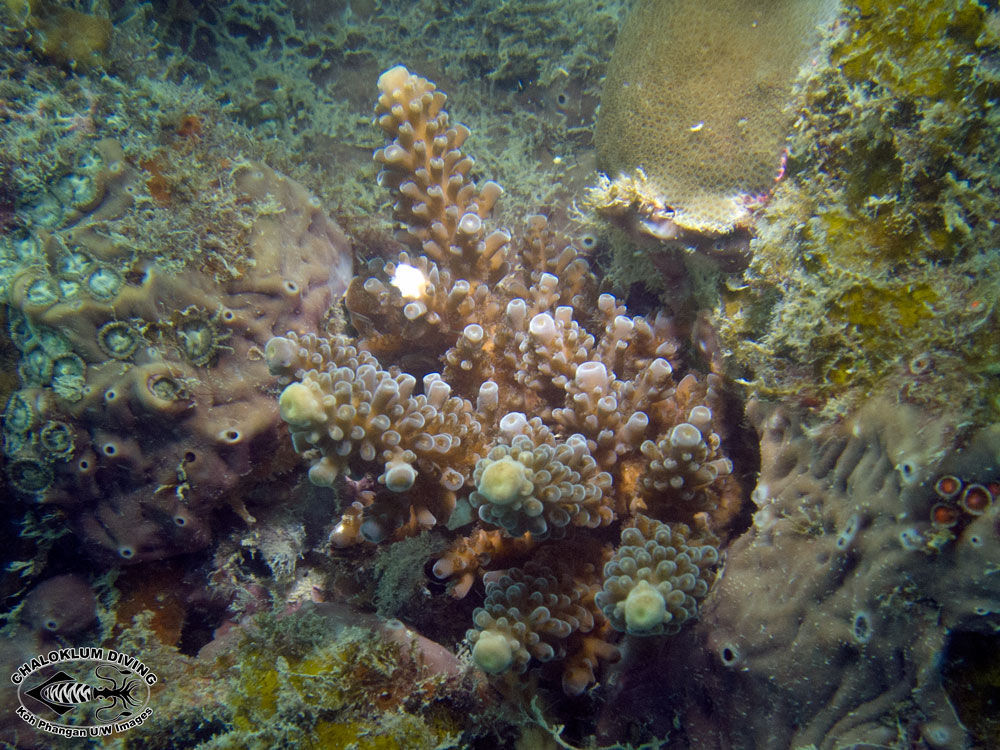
{"left": 84, "top": 267, "right": 122, "bottom": 301}
{"left": 96, "top": 320, "right": 142, "bottom": 360}
{"left": 169, "top": 306, "right": 231, "bottom": 367}
{"left": 7, "top": 454, "right": 53, "bottom": 495}
{"left": 38, "top": 419, "right": 74, "bottom": 459}
{"left": 4, "top": 389, "right": 36, "bottom": 433}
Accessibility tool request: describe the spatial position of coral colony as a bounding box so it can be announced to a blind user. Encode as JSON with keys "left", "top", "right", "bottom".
{"left": 2, "top": 0, "right": 1000, "bottom": 747}
{"left": 267, "top": 66, "right": 735, "bottom": 695}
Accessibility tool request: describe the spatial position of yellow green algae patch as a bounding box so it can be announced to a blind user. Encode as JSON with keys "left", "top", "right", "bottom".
{"left": 220, "top": 624, "right": 465, "bottom": 749}
{"left": 2, "top": 0, "right": 112, "bottom": 69}
{"left": 835, "top": 0, "right": 987, "bottom": 102}
{"left": 717, "top": 0, "right": 1000, "bottom": 421}
{"left": 115, "top": 607, "right": 493, "bottom": 749}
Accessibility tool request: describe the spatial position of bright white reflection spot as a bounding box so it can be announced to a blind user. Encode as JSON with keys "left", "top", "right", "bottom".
{"left": 390, "top": 263, "right": 427, "bottom": 299}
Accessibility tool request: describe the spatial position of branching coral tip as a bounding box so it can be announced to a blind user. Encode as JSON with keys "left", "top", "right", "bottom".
{"left": 623, "top": 579, "right": 667, "bottom": 632}
{"left": 472, "top": 629, "right": 513, "bottom": 674}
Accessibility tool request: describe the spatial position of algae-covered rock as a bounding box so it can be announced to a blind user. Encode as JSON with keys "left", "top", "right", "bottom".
{"left": 2, "top": 0, "right": 112, "bottom": 69}
{"left": 717, "top": 0, "right": 1000, "bottom": 421}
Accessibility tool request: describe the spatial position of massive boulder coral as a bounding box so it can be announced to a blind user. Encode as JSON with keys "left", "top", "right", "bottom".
{"left": 591, "top": 0, "right": 839, "bottom": 238}
{"left": 2, "top": 135, "right": 352, "bottom": 562}
{"left": 269, "top": 66, "right": 741, "bottom": 694}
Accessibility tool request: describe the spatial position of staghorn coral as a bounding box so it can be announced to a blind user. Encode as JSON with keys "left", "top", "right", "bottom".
{"left": 466, "top": 561, "right": 617, "bottom": 696}
{"left": 634, "top": 405, "right": 732, "bottom": 516}
{"left": 591, "top": 0, "right": 839, "bottom": 237}
{"left": 431, "top": 527, "right": 535, "bottom": 600}
{"left": 127, "top": 0, "right": 622, "bottom": 249}
{"left": 269, "top": 66, "right": 738, "bottom": 695}
{"left": 268, "top": 331, "right": 483, "bottom": 542}
{"left": 372, "top": 64, "right": 510, "bottom": 279}
{"left": 595, "top": 514, "right": 719, "bottom": 636}
{"left": 469, "top": 427, "right": 614, "bottom": 538}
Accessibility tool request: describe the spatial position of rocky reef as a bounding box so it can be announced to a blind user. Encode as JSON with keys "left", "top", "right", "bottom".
{"left": 0, "top": 1, "right": 999, "bottom": 749}
{"left": 715, "top": 0, "right": 1000, "bottom": 421}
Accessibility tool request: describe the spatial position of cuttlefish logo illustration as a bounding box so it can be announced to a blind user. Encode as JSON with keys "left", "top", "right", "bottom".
{"left": 11, "top": 648, "right": 156, "bottom": 738}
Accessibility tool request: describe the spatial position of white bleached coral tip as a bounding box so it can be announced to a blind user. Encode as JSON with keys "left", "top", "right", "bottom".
{"left": 529, "top": 313, "right": 558, "bottom": 345}
{"left": 478, "top": 456, "right": 530, "bottom": 506}
{"left": 472, "top": 629, "right": 514, "bottom": 674}
{"left": 278, "top": 382, "right": 324, "bottom": 427}
{"left": 623, "top": 579, "right": 667, "bottom": 632}
{"left": 382, "top": 460, "right": 418, "bottom": 492}
{"left": 575, "top": 361, "right": 610, "bottom": 392}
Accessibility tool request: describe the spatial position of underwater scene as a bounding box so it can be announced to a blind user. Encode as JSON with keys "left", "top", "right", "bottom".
{"left": 0, "top": 0, "right": 999, "bottom": 747}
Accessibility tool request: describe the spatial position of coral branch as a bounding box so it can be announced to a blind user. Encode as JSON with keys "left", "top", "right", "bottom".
{"left": 267, "top": 66, "right": 735, "bottom": 694}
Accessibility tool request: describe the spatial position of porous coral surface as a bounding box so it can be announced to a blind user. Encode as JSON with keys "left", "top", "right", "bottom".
{"left": 594, "top": 0, "right": 839, "bottom": 235}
